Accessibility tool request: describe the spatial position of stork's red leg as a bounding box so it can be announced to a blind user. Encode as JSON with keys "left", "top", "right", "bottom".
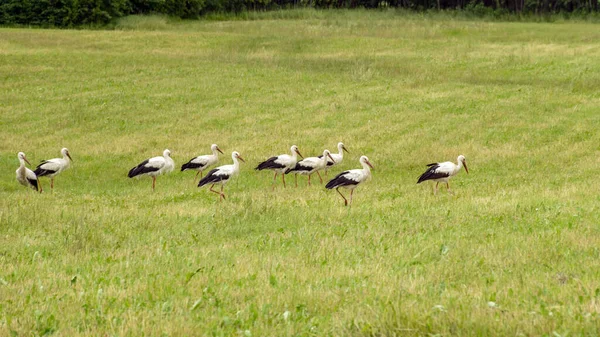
{"left": 51, "top": 178, "right": 54, "bottom": 192}
{"left": 434, "top": 182, "right": 439, "bottom": 195}
{"left": 282, "top": 173, "right": 286, "bottom": 188}
{"left": 317, "top": 171, "right": 323, "bottom": 184}
{"left": 221, "top": 184, "right": 226, "bottom": 200}
{"left": 152, "top": 177, "right": 156, "bottom": 191}
{"left": 194, "top": 171, "right": 200, "bottom": 183}
{"left": 308, "top": 174, "right": 311, "bottom": 186}
{"left": 295, "top": 174, "right": 298, "bottom": 187}
{"left": 336, "top": 187, "right": 348, "bottom": 206}
{"left": 350, "top": 189, "right": 354, "bottom": 206}
{"left": 38, "top": 179, "right": 43, "bottom": 193}
{"left": 272, "top": 172, "right": 278, "bottom": 191}
{"left": 209, "top": 184, "right": 222, "bottom": 201}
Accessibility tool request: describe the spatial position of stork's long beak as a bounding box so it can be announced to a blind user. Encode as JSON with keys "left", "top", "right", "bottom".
{"left": 237, "top": 155, "right": 246, "bottom": 163}
{"left": 67, "top": 152, "right": 73, "bottom": 162}
{"left": 463, "top": 161, "right": 468, "bottom": 174}
{"left": 217, "top": 147, "right": 224, "bottom": 154}
{"left": 327, "top": 153, "right": 336, "bottom": 163}
{"left": 296, "top": 150, "right": 304, "bottom": 159}
{"left": 367, "top": 160, "right": 374, "bottom": 169}
{"left": 24, "top": 157, "right": 31, "bottom": 166}
{"left": 343, "top": 145, "right": 349, "bottom": 154}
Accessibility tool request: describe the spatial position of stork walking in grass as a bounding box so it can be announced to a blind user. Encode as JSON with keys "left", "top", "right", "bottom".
{"left": 417, "top": 155, "right": 468, "bottom": 195}
{"left": 325, "top": 155, "right": 373, "bottom": 206}
{"left": 286, "top": 149, "right": 335, "bottom": 186}
{"left": 181, "top": 144, "right": 224, "bottom": 183}
{"left": 319, "top": 142, "right": 349, "bottom": 176}
{"left": 16, "top": 152, "right": 40, "bottom": 192}
{"left": 255, "top": 145, "right": 303, "bottom": 188}
{"left": 198, "top": 151, "right": 245, "bottom": 201}
{"left": 128, "top": 149, "right": 175, "bottom": 191}
{"left": 34, "top": 147, "right": 72, "bottom": 192}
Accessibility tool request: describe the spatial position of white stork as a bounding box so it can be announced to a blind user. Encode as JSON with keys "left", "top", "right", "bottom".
{"left": 181, "top": 144, "right": 224, "bottom": 182}
{"left": 255, "top": 145, "right": 303, "bottom": 188}
{"left": 198, "top": 151, "right": 245, "bottom": 201}
{"left": 16, "top": 152, "right": 40, "bottom": 192}
{"left": 34, "top": 147, "right": 72, "bottom": 192}
{"left": 128, "top": 149, "right": 175, "bottom": 191}
{"left": 286, "top": 149, "right": 335, "bottom": 186}
{"left": 325, "top": 155, "right": 374, "bottom": 206}
{"left": 417, "top": 155, "right": 468, "bottom": 194}
{"left": 319, "top": 142, "right": 349, "bottom": 176}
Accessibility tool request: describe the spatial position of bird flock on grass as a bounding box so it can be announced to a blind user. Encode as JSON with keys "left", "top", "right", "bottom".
{"left": 15, "top": 148, "right": 73, "bottom": 193}
{"left": 15, "top": 143, "right": 469, "bottom": 206}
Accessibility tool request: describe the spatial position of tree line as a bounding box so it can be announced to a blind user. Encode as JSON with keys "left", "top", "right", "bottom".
{"left": 0, "top": 0, "right": 598, "bottom": 27}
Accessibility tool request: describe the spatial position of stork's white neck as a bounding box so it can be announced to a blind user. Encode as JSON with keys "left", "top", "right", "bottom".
{"left": 290, "top": 149, "right": 298, "bottom": 161}
{"left": 455, "top": 158, "right": 463, "bottom": 173}
{"left": 337, "top": 144, "right": 345, "bottom": 157}
{"left": 361, "top": 161, "right": 372, "bottom": 176}
{"left": 17, "top": 158, "right": 26, "bottom": 179}
{"left": 231, "top": 156, "right": 240, "bottom": 170}
{"left": 212, "top": 148, "right": 219, "bottom": 157}
{"left": 61, "top": 154, "right": 72, "bottom": 169}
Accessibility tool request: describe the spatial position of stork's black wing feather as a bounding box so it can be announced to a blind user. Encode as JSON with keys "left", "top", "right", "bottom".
{"left": 33, "top": 160, "right": 56, "bottom": 177}
{"left": 181, "top": 159, "right": 206, "bottom": 172}
{"left": 255, "top": 157, "right": 286, "bottom": 171}
{"left": 33, "top": 168, "right": 56, "bottom": 177}
{"left": 27, "top": 177, "right": 39, "bottom": 191}
{"left": 128, "top": 159, "right": 160, "bottom": 178}
{"left": 325, "top": 171, "right": 355, "bottom": 189}
{"left": 417, "top": 164, "right": 449, "bottom": 184}
{"left": 33, "top": 161, "right": 57, "bottom": 177}
{"left": 197, "top": 169, "right": 227, "bottom": 187}
{"left": 285, "top": 162, "right": 312, "bottom": 174}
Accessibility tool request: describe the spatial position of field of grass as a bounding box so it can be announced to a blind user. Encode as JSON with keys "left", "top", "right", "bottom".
{"left": 1, "top": 10, "right": 600, "bottom": 336}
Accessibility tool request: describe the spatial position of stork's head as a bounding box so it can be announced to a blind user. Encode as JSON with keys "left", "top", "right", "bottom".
{"left": 211, "top": 144, "right": 224, "bottom": 154}
{"left": 61, "top": 148, "right": 73, "bottom": 162}
{"left": 323, "top": 149, "right": 335, "bottom": 163}
{"left": 232, "top": 151, "right": 245, "bottom": 163}
{"left": 18, "top": 152, "right": 31, "bottom": 166}
{"left": 163, "top": 149, "right": 171, "bottom": 158}
{"left": 360, "top": 155, "right": 374, "bottom": 169}
{"left": 458, "top": 155, "right": 468, "bottom": 174}
{"left": 338, "top": 142, "right": 349, "bottom": 154}
{"left": 291, "top": 145, "right": 303, "bottom": 159}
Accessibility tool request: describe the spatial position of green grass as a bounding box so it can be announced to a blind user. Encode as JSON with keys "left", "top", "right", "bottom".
{"left": 2, "top": 11, "right": 600, "bottom": 336}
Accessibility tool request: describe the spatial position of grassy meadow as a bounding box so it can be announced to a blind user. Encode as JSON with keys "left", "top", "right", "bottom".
{"left": 1, "top": 10, "right": 600, "bottom": 336}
